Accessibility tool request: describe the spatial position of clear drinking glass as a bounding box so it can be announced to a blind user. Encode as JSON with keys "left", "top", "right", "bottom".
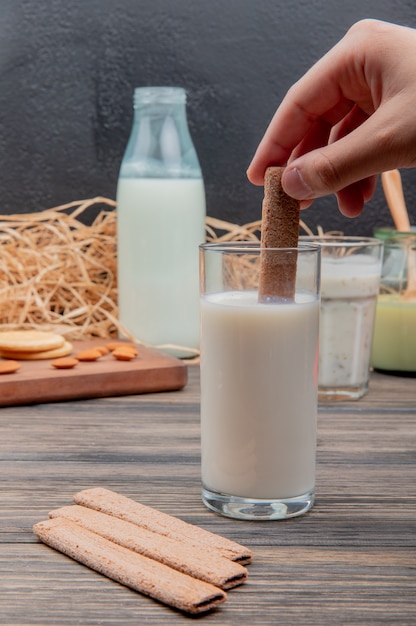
{"left": 302, "top": 236, "right": 383, "bottom": 401}
{"left": 199, "top": 242, "right": 320, "bottom": 520}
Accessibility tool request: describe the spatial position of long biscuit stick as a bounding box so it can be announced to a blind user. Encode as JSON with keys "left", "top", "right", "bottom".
{"left": 258, "top": 166, "right": 300, "bottom": 301}
{"left": 34, "top": 517, "right": 226, "bottom": 615}
{"left": 49, "top": 505, "right": 247, "bottom": 589}
{"left": 73, "top": 487, "right": 252, "bottom": 564}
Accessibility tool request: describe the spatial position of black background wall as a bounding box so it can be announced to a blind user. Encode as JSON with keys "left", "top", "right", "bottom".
{"left": 1, "top": 0, "right": 416, "bottom": 235}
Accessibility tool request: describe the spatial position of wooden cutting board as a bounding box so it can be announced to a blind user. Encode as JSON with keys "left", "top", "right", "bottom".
{"left": 0, "top": 339, "right": 188, "bottom": 407}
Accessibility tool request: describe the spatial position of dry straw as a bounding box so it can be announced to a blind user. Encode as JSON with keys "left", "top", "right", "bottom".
{"left": 0, "top": 198, "right": 118, "bottom": 340}
{"left": 0, "top": 198, "right": 319, "bottom": 344}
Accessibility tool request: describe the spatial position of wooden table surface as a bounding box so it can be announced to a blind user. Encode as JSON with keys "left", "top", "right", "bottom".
{"left": 1, "top": 364, "right": 415, "bottom": 625}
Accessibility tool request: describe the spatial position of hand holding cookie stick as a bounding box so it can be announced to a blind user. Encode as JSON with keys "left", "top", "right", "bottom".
{"left": 258, "top": 166, "right": 300, "bottom": 301}
{"left": 247, "top": 20, "right": 416, "bottom": 217}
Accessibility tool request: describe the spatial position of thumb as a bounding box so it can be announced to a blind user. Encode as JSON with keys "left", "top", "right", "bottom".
{"left": 281, "top": 142, "right": 372, "bottom": 200}
{"left": 281, "top": 166, "right": 315, "bottom": 200}
{"left": 281, "top": 104, "right": 412, "bottom": 200}
{"left": 281, "top": 154, "right": 375, "bottom": 217}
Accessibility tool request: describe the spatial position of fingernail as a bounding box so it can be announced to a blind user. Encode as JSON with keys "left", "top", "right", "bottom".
{"left": 283, "top": 167, "right": 313, "bottom": 199}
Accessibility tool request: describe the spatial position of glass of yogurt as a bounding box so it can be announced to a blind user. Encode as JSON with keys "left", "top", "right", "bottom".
{"left": 199, "top": 242, "right": 320, "bottom": 521}
{"left": 302, "top": 236, "right": 383, "bottom": 401}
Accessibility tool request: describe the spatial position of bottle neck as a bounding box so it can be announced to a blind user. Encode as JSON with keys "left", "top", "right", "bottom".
{"left": 120, "top": 93, "right": 201, "bottom": 179}
{"left": 132, "top": 100, "right": 188, "bottom": 136}
{"left": 133, "top": 86, "right": 186, "bottom": 107}
{"left": 132, "top": 87, "right": 189, "bottom": 151}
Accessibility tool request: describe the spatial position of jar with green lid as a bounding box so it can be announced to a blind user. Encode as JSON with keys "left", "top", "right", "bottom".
{"left": 371, "top": 229, "right": 416, "bottom": 373}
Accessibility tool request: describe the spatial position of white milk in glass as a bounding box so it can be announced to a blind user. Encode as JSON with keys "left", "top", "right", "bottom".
{"left": 117, "top": 177, "right": 206, "bottom": 355}
{"left": 319, "top": 255, "right": 381, "bottom": 389}
{"left": 200, "top": 290, "right": 319, "bottom": 500}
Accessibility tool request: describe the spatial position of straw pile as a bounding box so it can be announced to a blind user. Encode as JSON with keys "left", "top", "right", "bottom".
{"left": 0, "top": 198, "right": 318, "bottom": 340}
{"left": 0, "top": 198, "right": 118, "bottom": 339}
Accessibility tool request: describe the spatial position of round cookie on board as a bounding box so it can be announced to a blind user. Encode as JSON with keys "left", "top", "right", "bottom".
{"left": 0, "top": 330, "right": 65, "bottom": 353}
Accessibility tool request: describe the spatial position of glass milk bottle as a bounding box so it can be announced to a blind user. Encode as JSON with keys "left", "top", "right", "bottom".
{"left": 116, "top": 87, "right": 206, "bottom": 357}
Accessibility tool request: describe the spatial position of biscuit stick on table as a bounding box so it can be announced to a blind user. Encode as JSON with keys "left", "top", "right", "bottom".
{"left": 33, "top": 517, "right": 226, "bottom": 615}
{"left": 258, "top": 166, "right": 300, "bottom": 301}
{"left": 73, "top": 488, "right": 252, "bottom": 564}
{"left": 49, "top": 505, "right": 248, "bottom": 590}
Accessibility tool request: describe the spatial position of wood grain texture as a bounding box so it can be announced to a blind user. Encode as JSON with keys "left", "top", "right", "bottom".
{"left": 1, "top": 366, "right": 415, "bottom": 624}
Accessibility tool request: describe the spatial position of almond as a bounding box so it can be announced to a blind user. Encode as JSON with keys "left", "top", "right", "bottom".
{"left": 0, "top": 360, "right": 21, "bottom": 374}
{"left": 112, "top": 347, "right": 137, "bottom": 361}
{"left": 51, "top": 357, "right": 79, "bottom": 369}
{"left": 75, "top": 349, "right": 103, "bottom": 362}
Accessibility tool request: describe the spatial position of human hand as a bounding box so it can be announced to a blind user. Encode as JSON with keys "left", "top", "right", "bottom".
{"left": 247, "top": 19, "right": 416, "bottom": 217}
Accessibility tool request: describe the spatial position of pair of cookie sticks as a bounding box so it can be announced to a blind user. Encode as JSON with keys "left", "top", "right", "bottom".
{"left": 34, "top": 488, "right": 252, "bottom": 615}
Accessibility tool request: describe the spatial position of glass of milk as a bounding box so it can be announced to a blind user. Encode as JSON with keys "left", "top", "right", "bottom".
{"left": 302, "top": 237, "right": 383, "bottom": 401}
{"left": 199, "top": 242, "right": 321, "bottom": 520}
